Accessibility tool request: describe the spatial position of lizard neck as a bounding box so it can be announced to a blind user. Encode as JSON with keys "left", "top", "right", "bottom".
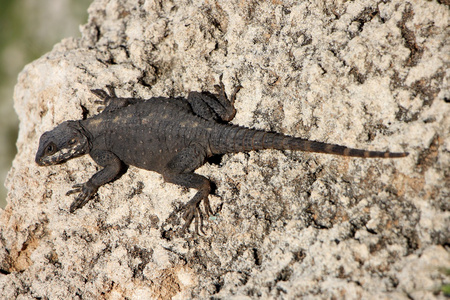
{"left": 77, "top": 120, "right": 94, "bottom": 153}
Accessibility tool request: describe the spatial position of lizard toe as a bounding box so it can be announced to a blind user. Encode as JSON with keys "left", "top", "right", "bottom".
{"left": 66, "top": 183, "right": 83, "bottom": 196}
{"left": 180, "top": 198, "right": 211, "bottom": 236}
{"left": 67, "top": 182, "right": 98, "bottom": 213}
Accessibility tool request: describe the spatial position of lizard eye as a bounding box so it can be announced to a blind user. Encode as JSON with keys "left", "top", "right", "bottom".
{"left": 45, "top": 143, "right": 55, "bottom": 154}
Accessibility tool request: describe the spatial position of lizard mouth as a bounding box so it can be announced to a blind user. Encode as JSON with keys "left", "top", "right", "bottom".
{"left": 36, "top": 154, "right": 67, "bottom": 166}
{"left": 36, "top": 157, "right": 59, "bottom": 166}
{"left": 36, "top": 148, "right": 81, "bottom": 166}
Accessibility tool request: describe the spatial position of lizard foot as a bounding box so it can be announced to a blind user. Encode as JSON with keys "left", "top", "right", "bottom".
{"left": 214, "top": 74, "right": 242, "bottom": 106}
{"left": 179, "top": 194, "right": 214, "bottom": 236}
{"left": 91, "top": 85, "right": 117, "bottom": 112}
{"left": 91, "top": 85, "right": 116, "bottom": 102}
{"left": 66, "top": 182, "right": 98, "bottom": 212}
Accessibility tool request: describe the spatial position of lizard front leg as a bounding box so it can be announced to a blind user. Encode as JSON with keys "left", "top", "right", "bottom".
{"left": 67, "top": 149, "right": 124, "bottom": 212}
{"left": 91, "top": 85, "right": 141, "bottom": 113}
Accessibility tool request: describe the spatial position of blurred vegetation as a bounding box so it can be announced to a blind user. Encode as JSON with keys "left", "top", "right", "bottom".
{"left": 441, "top": 268, "right": 450, "bottom": 297}
{"left": 0, "top": 0, "right": 92, "bottom": 208}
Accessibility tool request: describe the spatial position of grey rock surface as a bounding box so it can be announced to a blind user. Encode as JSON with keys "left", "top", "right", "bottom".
{"left": 1, "top": 0, "right": 449, "bottom": 299}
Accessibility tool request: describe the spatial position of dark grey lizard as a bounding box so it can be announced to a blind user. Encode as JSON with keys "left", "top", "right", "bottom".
{"left": 35, "top": 76, "right": 408, "bottom": 234}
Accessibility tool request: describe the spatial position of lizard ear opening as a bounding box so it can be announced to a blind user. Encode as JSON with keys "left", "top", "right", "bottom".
{"left": 68, "top": 138, "right": 78, "bottom": 146}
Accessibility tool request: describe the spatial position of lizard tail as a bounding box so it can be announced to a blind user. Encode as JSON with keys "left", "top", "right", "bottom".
{"left": 213, "top": 126, "right": 408, "bottom": 158}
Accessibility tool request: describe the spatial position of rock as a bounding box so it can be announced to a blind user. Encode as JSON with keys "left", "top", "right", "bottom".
{"left": 1, "top": 0, "right": 449, "bottom": 298}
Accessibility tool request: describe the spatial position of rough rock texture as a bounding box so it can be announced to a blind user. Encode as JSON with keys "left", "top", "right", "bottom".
{"left": 1, "top": 0, "right": 449, "bottom": 299}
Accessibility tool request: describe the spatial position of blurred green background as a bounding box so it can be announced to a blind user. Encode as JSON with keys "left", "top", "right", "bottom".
{"left": 0, "top": 0, "right": 92, "bottom": 208}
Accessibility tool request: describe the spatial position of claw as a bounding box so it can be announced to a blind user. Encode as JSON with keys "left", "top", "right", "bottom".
{"left": 214, "top": 74, "right": 226, "bottom": 95}
{"left": 230, "top": 85, "right": 242, "bottom": 105}
{"left": 214, "top": 75, "right": 242, "bottom": 106}
{"left": 94, "top": 100, "right": 105, "bottom": 105}
{"left": 198, "top": 208, "right": 207, "bottom": 235}
{"left": 179, "top": 200, "right": 212, "bottom": 236}
{"left": 213, "top": 84, "right": 222, "bottom": 94}
{"left": 180, "top": 204, "right": 195, "bottom": 234}
{"left": 91, "top": 86, "right": 117, "bottom": 110}
{"left": 66, "top": 182, "right": 98, "bottom": 213}
{"left": 203, "top": 197, "right": 213, "bottom": 217}
{"left": 69, "top": 195, "right": 92, "bottom": 213}
{"left": 69, "top": 197, "right": 86, "bottom": 213}
{"left": 214, "top": 83, "right": 226, "bottom": 95}
{"left": 66, "top": 183, "right": 83, "bottom": 196}
{"left": 90, "top": 89, "right": 110, "bottom": 100}
{"left": 105, "top": 85, "right": 117, "bottom": 98}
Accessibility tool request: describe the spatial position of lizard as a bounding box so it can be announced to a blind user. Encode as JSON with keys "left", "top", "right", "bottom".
{"left": 35, "top": 76, "right": 409, "bottom": 234}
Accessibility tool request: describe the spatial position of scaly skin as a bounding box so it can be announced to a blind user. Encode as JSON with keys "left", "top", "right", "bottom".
{"left": 36, "top": 76, "right": 408, "bottom": 235}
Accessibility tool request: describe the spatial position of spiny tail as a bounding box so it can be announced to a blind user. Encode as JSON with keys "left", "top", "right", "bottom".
{"left": 212, "top": 126, "right": 408, "bottom": 158}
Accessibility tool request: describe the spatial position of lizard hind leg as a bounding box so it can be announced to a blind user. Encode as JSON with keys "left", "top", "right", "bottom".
{"left": 163, "top": 146, "right": 213, "bottom": 235}
{"left": 165, "top": 172, "right": 213, "bottom": 235}
{"left": 187, "top": 75, "right": 242, "bottom": 122}
{"left": 212, "top": 74, "right": 242, "bottom": 122}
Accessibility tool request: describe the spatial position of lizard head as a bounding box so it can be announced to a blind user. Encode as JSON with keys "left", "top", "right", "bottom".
{"left": 35, "top": 121, "right": 91, "bottom": 166}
